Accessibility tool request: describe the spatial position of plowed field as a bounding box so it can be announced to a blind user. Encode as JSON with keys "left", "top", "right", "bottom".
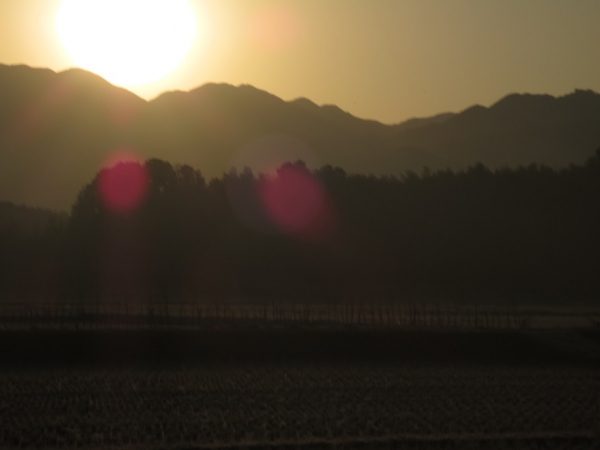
{"left": 1, "top": 365, "right": 598, "bottom": 449}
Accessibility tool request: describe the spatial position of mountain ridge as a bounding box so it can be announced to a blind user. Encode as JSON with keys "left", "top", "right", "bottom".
{"left": 1, "top": 63, "right": 599, "bottom": 210}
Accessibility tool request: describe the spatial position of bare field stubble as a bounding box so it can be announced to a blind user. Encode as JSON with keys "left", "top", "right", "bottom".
{"left": 0, "top": 365, "right": 598, "bottom": 449}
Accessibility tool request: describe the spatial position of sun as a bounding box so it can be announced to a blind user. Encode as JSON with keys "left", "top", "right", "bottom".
{"left": 56, "top": 0, "right": 197, "bottom": 87}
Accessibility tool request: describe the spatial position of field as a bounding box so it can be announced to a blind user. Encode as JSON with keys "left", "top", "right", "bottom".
{"left": 0, "top": 305, "right": 598, "bottom": 449}
{"left": 0, "top": 325, "right": 598, "bottom": 449}
{"left": 0, "top": 365, "right": 598, "bottom": 449}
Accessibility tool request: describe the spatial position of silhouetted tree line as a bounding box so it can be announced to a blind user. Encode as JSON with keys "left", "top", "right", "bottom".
{"left": 1, "top": 149, "right": 600, "bottom": 305}
{"left": 0, "top": 202, "right": 67, "bottom": 301}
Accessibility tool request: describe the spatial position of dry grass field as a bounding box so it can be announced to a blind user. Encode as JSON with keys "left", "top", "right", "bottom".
{"left": 0, "top": 365, "right": 598, "bottom": 449}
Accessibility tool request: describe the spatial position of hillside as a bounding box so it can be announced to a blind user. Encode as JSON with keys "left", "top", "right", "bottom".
{"left": 0, "top": 64, "right": 599, "bottom": 210}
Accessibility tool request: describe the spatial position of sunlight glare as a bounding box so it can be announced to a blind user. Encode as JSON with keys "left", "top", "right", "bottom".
{"left": 56, "top": 0, "right": 197, "bottom": 87}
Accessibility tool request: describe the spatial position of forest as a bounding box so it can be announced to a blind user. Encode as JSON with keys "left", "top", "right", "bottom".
{"left": 1, "top": 148, "right": 599, "bottom": 307}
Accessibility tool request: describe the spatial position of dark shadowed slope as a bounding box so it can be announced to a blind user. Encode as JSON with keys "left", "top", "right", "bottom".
{"left": 0, "top": 64, "right": 145, "bottom": 210}
{"left": 379, "top": 90, "right": 600, "bottom": 172}
{"left": 140, "top": 82, "right": 424, "bottom": 180}
{"left": 1, "top": 64, "right": 600, "bottom": 210}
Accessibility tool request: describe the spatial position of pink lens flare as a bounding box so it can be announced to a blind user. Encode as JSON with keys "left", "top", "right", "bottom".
{"left": 98, "top": 153, "right": 149, "bottom": 213}
{"left": 260, "top": 165, "right": 333, "bottom": 238}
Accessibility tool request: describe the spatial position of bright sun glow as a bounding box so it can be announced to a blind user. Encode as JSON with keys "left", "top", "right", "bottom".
{"left": 56, "top": 0, "right": 197, "bottom": 87}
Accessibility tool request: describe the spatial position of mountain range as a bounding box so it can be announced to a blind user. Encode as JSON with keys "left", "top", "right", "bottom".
{"left": 1, "top": 63, "right": 599, "bottom": 211}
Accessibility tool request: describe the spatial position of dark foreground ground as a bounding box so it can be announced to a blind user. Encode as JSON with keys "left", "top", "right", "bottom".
{"left": 0, "top": 328, "right": 599, "bottom": 449}
{"left": 0, "top": 327, "right": 599, "bottom": 367}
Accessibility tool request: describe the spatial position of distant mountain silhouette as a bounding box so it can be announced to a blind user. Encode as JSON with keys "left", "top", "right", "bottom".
{"left": 1, "top": 64, "right": 600, "bottom": 210}
{"left": 0, "top": 64, "right": 144, "bottom": 210}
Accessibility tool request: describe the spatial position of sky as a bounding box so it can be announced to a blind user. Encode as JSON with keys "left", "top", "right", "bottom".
{"left": 1, "top": 0, "right": 599, "bottom": 124}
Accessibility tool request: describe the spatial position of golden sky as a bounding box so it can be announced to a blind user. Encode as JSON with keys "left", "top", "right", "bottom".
{"left": 1, "top": 0, "right": 599, "bottom": 124}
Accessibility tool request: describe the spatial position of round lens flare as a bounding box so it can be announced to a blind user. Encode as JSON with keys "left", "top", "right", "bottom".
{"left": 56, "top": 0, "right": 197, "bottom": 87}
{"left": 98, "top": 154, "right": 149, "bottom": 213}
{"left": 260, "top": 166, "right": 327, "bottom": 235}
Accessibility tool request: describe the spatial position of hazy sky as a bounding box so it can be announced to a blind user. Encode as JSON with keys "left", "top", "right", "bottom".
{"left": 1, "top": 0, "right": 599, "bottom": 124}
